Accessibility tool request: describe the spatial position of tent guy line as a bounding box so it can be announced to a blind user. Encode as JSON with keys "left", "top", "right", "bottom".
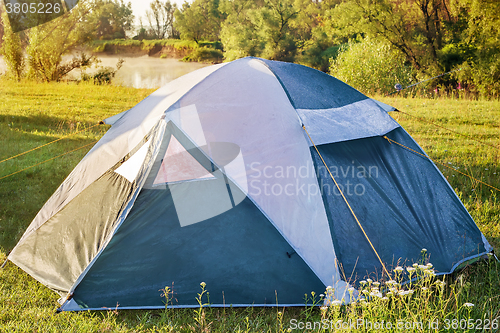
{"left": 388, "top": 68, "right": 462, "bottom": 95}
{"left": 303, "top": 125, "right": 392, "bottom": 279}
{"left": 0, "top": 123, "right": 102, "bottom": 165}
{"left": 0, "top": 140, "right": 98, "bottom": 181}
{"left": 383, "top": 136, "right": 500, "bottom": 193}
{"left": 394, "top": 109, "right": 499, "bottom": 151}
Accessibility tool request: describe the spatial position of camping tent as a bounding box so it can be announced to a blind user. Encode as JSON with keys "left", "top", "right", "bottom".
{"left": 8, "top": 57, "right": 492, "bottom": 311}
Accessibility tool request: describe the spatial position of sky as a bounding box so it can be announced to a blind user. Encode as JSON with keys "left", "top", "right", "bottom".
{"left": 128, "top": 0, "right": 186, "bottom": 25}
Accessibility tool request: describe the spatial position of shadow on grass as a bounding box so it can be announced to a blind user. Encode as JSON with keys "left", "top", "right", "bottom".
{"left": 0, "top": 114, "right": 104, "bottom": 253}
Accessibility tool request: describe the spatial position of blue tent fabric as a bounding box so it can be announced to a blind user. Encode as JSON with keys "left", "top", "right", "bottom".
{"left": 311, "top": 127, "right": 489, "bottom": 284}
{"left": 260, "top": 58, "right": 368, "bottom": 109}
{"left": 72, "top": 184, "right": 325, "bottom": 309}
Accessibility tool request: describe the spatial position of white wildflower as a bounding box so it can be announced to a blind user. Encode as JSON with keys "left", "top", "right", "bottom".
{"left": 373, "top": 282, "right": 380, "bottom": 287}
{"left": 332, "top": 300, "right": 342, "bottom": 306}
{"left": 463, "top": 303, "right": 474, "bottom": 308}
{"left": 418, "top": 265, "right": 427, "bottom": 270}
{"left": 394, "top": 266, "right": 404, "bottom": 272}
{"left": 360, "top": 280, "right": 367, "bottom": 285}
{"left": 367, "top": 278, "right": 373, "bottom": 283}
{"left": 407, "top": 267, "right": 416, "bottom": 273}
{"left": 426, "top": 263, "right": 433, "bottom": 268}
{"left": 425, "top": 269, "right": 436, "bottom": 276}
{"left": 398, "top": 290, "right": 414, "bottom": 296}
{"left": 348, "top": 287, "right": 355, "bottom": 293}
{"left": 200, "top": 282, "right": 206, "bottom": 288}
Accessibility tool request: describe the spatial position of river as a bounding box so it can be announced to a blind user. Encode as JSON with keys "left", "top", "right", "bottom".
{"left": 0, "top": 55, "right": 209, "bottom": 89}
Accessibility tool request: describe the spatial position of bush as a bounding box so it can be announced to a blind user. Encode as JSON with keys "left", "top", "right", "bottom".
{"left": 182, "top": 47, "right": 222, "bottom": 63}
{"left": 80, "top": 58, "right": 124, "bottom": 85}
{"left": 329, "top": 37, "right": 415, "bottom": 95}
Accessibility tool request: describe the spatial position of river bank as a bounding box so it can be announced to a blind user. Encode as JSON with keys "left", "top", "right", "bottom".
{"left": 0, "top": 55, "right": 209, "bottom": 89}
{"left": 90, "top": 39, "right": 223, "bottom": 63}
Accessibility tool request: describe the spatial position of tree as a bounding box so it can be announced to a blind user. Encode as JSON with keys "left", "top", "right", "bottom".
{"left": 325, "top": 0, "right": 456, "bottom": 75}
{"left": 146, "top": 0, "right": 177, "bottom": 39}
{"left": 330, "top": 37, "right": 415, "bottom": 95}
{"left": 0, "top": 12, "right": 25, "bottom": 80}
{"left": 455, "top": 0, "right": 500, "bottom": 97}
{"left": 91, "top": 0, "right": 135, "bottom": 40}
{"left": 174, "top": 0, "right": 224, "bottom": 43}
{"left": 0, "top": 5, "right": 4, "bottom": 48}
{"left": 25, "top": 0, "right": 99, "bottom": 81}
{"left": 219, "top": 0, "right": 263, "bottom": 60}
{"left": 220, "top": 0, "right": 299, "bottom": 61}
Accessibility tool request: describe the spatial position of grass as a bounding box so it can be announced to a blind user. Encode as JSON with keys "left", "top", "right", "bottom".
{"left": 0, "top": 81, "right": 499, "bottom": 332}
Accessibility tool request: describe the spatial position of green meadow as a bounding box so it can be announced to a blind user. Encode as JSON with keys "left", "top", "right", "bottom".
{"left": 0, "top": 80, "right": 499, "bottom": 332}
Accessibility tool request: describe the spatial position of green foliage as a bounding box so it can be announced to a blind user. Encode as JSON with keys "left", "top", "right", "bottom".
{"left": 0, "top": 6, "right": 4, "bottom": 46}
{"left": 453, "top": 0, "right": 500, "bottom": 98}
{"left": 89, "top": 0, "right": 135, "bottom": 40}
{"left": 80, "top": 58, "right": 124, "bottom": 85}
{"left": 326, "top": 0, "right": 449, "bottom": 75}
{"left": 297, "top": 30, "right": 342, "bottom": 72}
{"left": 182, "top": 47, "right": 223, "bottom": 63}
{"left": 0, "top": 12, "right": 24, "bottom": 80}
{"left": 220, "top": 0, "right": 300, "bottom": 62}
{"left": 174, "top": 0, "right": 224, "bottom": 43}
{"left": 25, "top": 0, "right": 98, "bottom": 82}
{"left": 219, "top": 0, "right": 263, "bottom": 61}
{"left": 330, "top": 37, "right": 415, "bottom": 95}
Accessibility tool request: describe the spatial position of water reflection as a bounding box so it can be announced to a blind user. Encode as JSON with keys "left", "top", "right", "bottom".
{"left": 93, "top": 56, "right": 209, "bottom": 89}
{"left": 0, "top": 55, "right": 209, "bottom": 89}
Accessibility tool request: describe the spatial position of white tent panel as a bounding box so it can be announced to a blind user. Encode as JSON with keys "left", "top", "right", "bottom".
{"left": 115, "top": 139, "right": 151, "bottom": 183}
{"left": 297, "top": 99, "right": 400, "bottom": 146}
{"left": 169, "top": 58, "right": 345, "bottom": 290}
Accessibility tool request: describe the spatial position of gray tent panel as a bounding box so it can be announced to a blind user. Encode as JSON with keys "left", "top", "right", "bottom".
{"left": 8, "top": 171, "right": 134, "bottom": 294}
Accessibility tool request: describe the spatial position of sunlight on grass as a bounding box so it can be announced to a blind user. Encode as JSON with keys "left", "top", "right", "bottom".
{"left": 0, "top": 82, "right": 498, "bottom": 332}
